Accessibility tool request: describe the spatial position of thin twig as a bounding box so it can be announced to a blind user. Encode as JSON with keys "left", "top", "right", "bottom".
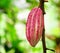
{"left": 46, "top": 48, "right": 55, "bottom": 52}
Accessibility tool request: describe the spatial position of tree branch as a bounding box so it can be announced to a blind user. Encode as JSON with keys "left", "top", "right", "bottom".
{"left": 39, "top": 0, "right": 46, "bottom": 53}
{"left": 42, "top": 29, "right": 46, "bottom": 53}
{"left": 44, "top": 0, "right": 48, "bottom": 2}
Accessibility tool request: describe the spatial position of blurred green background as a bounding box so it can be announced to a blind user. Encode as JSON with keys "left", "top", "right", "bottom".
{"left": 0, "top": 0, "right": 60, "bottom": 53}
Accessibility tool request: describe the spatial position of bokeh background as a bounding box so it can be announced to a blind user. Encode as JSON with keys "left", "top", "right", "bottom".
{"left": 0, "top": 0, "right": 60, "bottom": 53}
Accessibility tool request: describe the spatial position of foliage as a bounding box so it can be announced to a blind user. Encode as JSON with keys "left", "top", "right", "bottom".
{"left": 0, "top": 0, "right": 12, "bottom": 9}
{"left": 48, "top": 0, "right": 60, "bottom": 7}
{"left": 0, "top": 0, "right": 60, "bottom": 53}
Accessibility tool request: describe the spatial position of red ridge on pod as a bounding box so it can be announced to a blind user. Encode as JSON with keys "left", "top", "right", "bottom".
{"left": 26, "top": 8, "right": 44, "bottom": 47}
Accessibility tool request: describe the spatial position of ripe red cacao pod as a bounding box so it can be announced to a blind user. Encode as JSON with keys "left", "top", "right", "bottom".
{"left": 26, "top": 8, "right": 44, "bottom": 47}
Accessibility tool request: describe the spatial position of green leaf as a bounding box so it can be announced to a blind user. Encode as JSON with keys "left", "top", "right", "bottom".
{"left": 0, "top": 0, "right": 12, "bottom": 9}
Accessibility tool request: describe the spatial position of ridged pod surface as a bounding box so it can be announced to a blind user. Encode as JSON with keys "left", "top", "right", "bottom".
{"left": 26, "top": 8, "right": 44, "bottom": 47}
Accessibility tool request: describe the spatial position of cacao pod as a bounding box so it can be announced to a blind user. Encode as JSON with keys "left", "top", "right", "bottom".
{"left": 26, "top": 8, "right": 44, "bottom": 47}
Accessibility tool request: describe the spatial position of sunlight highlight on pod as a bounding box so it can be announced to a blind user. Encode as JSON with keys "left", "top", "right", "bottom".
{"left": 26, "top": 8, "right": 44, "bottom": 47}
